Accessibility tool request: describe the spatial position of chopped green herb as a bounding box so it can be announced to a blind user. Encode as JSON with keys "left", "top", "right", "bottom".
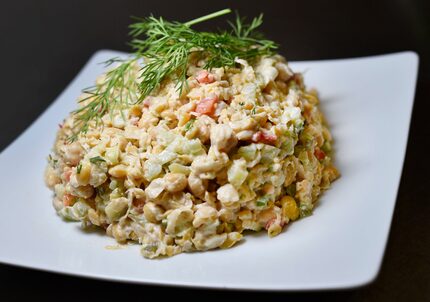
{"left": 256, "top": 195, "right": 270, "bottom": 207}
{"left": 184, "top": 118, "right": 195, "bottom": 132}
{"left": 251, "top": 106, "right": 256, "bottom": 115}
{"left": 90, "top": 156, "right": 106, "bottom": 164}
{"left": 77, "top": 162, "right": 82, "bottom": 174}
{"left": 48, "top": 154, "right": 58, "bottom": 167}
{"left": 239, "top": 102, "right": 245, "bottom": 106}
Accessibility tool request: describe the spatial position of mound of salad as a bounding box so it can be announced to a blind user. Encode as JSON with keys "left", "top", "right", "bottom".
{"left": 45, "top": 9, "right": 339, "bottom": 258}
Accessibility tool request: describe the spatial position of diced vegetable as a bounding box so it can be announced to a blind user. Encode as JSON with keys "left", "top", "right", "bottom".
{"left": 321, "top": 141, "right": 332, "bottom": 154}
{"left": 299, "top": 204, "right": 313, "bottom": 218}
{"left": 252, "top": 130, "right": 277, "bottom": 145}
{"left": 298, "top": 150, "right": 310, "bottom": 166}
{"left": 63, "top": 193, "right": 75, "bottom": 207}
{"left": 256, "top": 195, "right": 270, "bottom": 207}
{"left": 105, "top": 146, "right": 120, "bottom": 164}
{"left": 195, "top": 96, "right": 218, "bottom": 115}
{"left": 227, "top": 159, "right": 249, "bottom": 187}
{"left": 314, "top": 148, "right": 326, "bottom": 161}
{"left": 156, "top": 128, "right": 176, "bottom": 146}
{"left": 299, "top": 127, "right": 314, "bottom": 147}
{"left": 59, "top": 200, "right": 91, "bottom": 221}
{"left": 105, "top": 197, "right": 129, "bottom": 222}
{"left": 281, "top": 137, "right": 294, "bottom": 155}
{"left": 184, "top": 118, "right": 195, "bottom": 132}
{"left": 185, "top": 139, "right": 205, "bottom": 155}
{"left": 156, "top": 150, "right": 177, "bottom": 165}
{"left": 260, "top": 145, "right": 280, "bottom": 164}
{"left": 237, "top": 144, "right": 257, "bottom": 161}
{"left": 196, "top": 70, "right": 215, "bottom": 84}
{"left": 144, "top": 160, "right": 162, "bottom": 181}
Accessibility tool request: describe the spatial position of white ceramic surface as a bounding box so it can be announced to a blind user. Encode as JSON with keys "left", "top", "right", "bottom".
{"left": 0, "top": 50, "right": 418, "bottom": 290}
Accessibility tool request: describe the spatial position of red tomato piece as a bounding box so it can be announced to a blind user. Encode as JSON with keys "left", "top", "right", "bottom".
{"left": 195, "top": 96, "right": 218, "bottom": 115}
{"left": 252, "top": 131, "right": 277, "bottom": 145}
{"left": 63, "top": 193, "right": 74, "bottom": 207}
{"left": 63, "top": 170, "right": 72, "bottom": 182}
{"left": 314, "top": 148, "right": 326, "bottom": 160}
{"left": 196, "top": 70, "right": 215, "bottom": 84}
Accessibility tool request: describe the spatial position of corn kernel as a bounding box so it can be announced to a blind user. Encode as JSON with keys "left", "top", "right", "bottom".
{"left": 76, "top": 162, "right": 91, "bottom": 185}
{"left": 281, "top": 195, "right": 299, "bottom": 221}
{"left": 267, "top": 223, "right": 282, "bottom": 238}
{"left": 178, "top": 113, "right": 191, "bottom": 127}
{"left": 108, "top": 164, "right": 128, "bottom": 178}
{"left": 220, "top": 232, "right": 243, "bottom": 249}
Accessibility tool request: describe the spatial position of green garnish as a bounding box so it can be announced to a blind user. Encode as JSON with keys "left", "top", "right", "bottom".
{"left": 239, "top": 102, "right": 245, "bottom": 106}
{"left": 184, "top": 118, "right": 195, "bottom": 132}
{"left": 321, "top": 141, "right": 332, "bottom": 154}
{"left": 69, "top": 9, "right": 277, "bottom": 141}
{"left": 251, "top": 106, "right": 256, "bottom": 115}
{"left": 299, "top": 206, "right": 313, "bottom": 218}
{"left": 256, "top": 195, "right": 270, "bottom": 207}
{"left": 77, "top": 162, "right": 82, "bottom": 174}
{"left": 90, "top": 156, "right": 106, "bottom": 164}
{"left": 48, "top": 154, "right": 58, "bottom": 167}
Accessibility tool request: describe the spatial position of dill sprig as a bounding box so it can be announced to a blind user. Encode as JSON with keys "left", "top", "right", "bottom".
{"left": 69, "top": 58, "right": 139, "bottom": 141}
{"left": 69, "top": 8, "right": 277, "bottom": 141}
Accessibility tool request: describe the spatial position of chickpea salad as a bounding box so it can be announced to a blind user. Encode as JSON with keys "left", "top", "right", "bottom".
{"left": 45, "top": 9, "right": 339, "bottom": 258}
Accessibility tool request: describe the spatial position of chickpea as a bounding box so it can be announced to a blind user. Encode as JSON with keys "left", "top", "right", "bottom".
{"left": 164, "top": 173, "right": 188, "bottom": 193}
{"left": 188, "top": 172, "right": 207, "bottom": 198}
{"left": 62, "top": 142, "right": 83, "bottom": 166}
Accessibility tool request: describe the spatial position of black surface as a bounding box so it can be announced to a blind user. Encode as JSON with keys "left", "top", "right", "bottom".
{"left": 1, "top": 0, "right": 429, "bottom": 300}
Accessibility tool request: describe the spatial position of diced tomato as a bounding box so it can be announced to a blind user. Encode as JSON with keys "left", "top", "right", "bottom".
{"left": 196, "top": 70, "right": 215, "bottom": 84}
{"left": 63, "top": 193, "right": 75, "bottom": 207}
{"left": 63, "top": 170, "right": 72, "bottom": 182}
{"left": 252, "top": 131, "right": 277, "bottom": 145}
{"left": 195, "top": 96, "right": 218, "bottom": 115}
{"left": 314, "top": 148, "right": 326, "bottom": 160}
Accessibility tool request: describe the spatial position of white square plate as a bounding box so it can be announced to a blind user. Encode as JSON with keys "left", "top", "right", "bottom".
{"left": 0, "top": 50, "right": 418, "bottom": 290}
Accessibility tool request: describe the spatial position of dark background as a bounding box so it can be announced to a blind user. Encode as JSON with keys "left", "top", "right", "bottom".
{"left": 0, "top": 0, "right": 429, "bottom": 301}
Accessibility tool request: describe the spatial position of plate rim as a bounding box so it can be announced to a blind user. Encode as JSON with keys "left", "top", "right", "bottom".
{"left": 0, "top": 49, "right": 419, "bottom": 291}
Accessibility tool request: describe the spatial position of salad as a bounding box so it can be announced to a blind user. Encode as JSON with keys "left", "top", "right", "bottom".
{"left": 45, "top": 9, "right": 339, "bottom": 258}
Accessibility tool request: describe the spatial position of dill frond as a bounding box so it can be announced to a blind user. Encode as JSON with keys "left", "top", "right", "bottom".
{"left": 69, "top": 8, "right": 277, "bottom": 140}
